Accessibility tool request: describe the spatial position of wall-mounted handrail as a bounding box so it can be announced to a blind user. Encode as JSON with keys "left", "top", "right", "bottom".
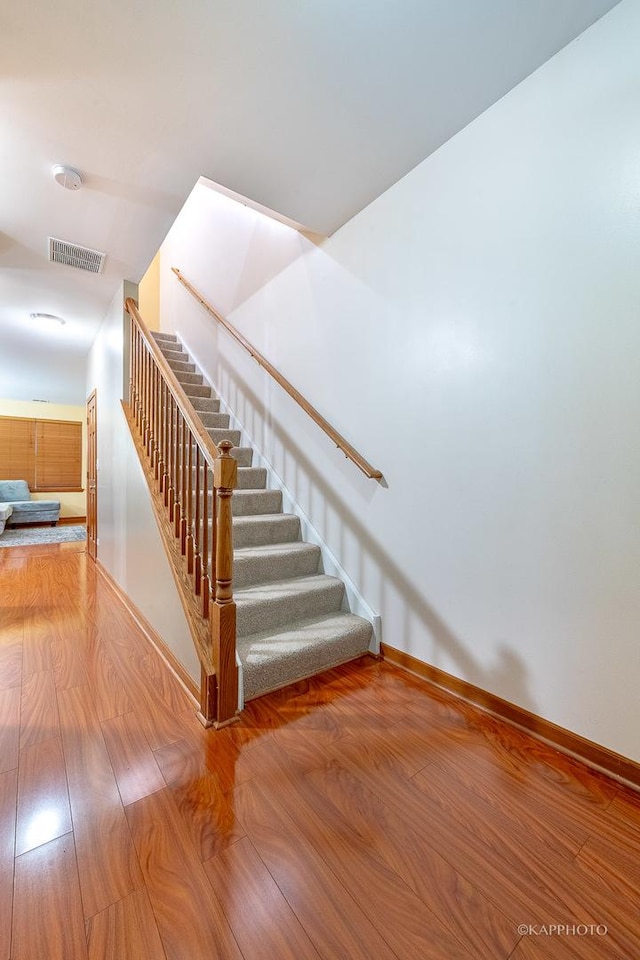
{"left": 124, "top": 296, "right": 238, "bottom": 727}
{"left": 171, "top": 267, "right": 384, "bottom": 482}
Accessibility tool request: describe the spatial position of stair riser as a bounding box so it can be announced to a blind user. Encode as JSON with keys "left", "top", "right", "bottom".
{"left": 236, "top": 581, "right": 344, "bottom": 636}
{"left": 208, "top": 428, "right": 242, "bottom": 447}
{"left": 199, "top": 413, "right": 231, "bottom": 429}
{"left": 234, "top": 545, "right": 320, "bottom": 589}
{"left": 239, "top": 618, "right": 372, "bottom": 701}
{"left": 184, "top": 384, "right": 213, "bottom": 399}
{"left": 161, "top": 348, "right": 187, "bottom": 361}
{"left": 192, "top": 489, "right": 282, "bottom": 515}
{"left": 236, "top": 468, "right": 267, "bottom": 490}
{"left": 232, "top": 515, "right": 300, "bottom": 548}
{"left": 189, "top": 398, "right": 221, "bottom": 414}
{"left": 232, "top": 490, "right": 282, "bottom": 516}
{"left": 166, "top": 359, "right": 196, "bottom": 374}
{"left": 175, "top": 372, "right": 204, "bottom": 386}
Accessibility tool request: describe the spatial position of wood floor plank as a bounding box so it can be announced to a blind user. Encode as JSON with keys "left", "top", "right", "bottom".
{"left": 125, "top": 788, "right": 243, "bottom": 960}
{"left": 0, "top": 686, "right": 20, "bottom": 774}
{"left": 83, "top": 642, "right": 134, "bottom": 721}
{"left": 57, "top": 684, "right": 143, "bottom": 917}
{"left": 412, "top": 762, "right": 584, "bottom": 861}
{"left": 0, "top": 639, "right": 22, "bottom": 691}
{"left": 168, "top": 772, "right": 245, "bottom": 862}
{"left": 19, "top": 669, "right": 60, "bottom": 748}
{"left": 233, "top": 777, "right": 401, "bottom": 960}
{"left": 12, "top": 834, "right": 88, "bottom": 960}
{"left": 153, "top": 731, "right": 258, "bottom": 796}
{"left": 327, "top": 735, "right": 588, "bottom": 925}
{"left": 15, "top": 737, "right": 72, "bottom": 856}
{"left": 248, "top": 742, "right": 480, "bottom": 960}
{"left": 51, "top": 637, "right": 91, "bottom": 690}
{"left": 86, "top": 888, "right": 167, "bottom": 960}
{"left": 73, "top": 807, "right": 144, "bottom": 920}
{"left": 576, "top": 833, "right": 640, "bottom": 902}
{"left": 56, "top": 684, "right": 121, "bottom": 818}
{"left": 327, "top": 737, "right": 640, "bottom": 957}
{"left": 0, "top": 769, "right": 17, "bottom": 960}
{"left": 21, "top": 615, "right": 53, "bottom": 676}
{"left": 101, "top": 711, "right": 166, "bottom": 806}
{"left": 300, "top": 748, "right": 519, "bottom": 958}
{"left": 204, "top": 836, "right": 322, "bottom": 960}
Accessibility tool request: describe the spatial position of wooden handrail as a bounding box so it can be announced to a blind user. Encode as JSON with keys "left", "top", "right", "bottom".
{"left": 171, "top": 268, "right": 384, "bottom": 481}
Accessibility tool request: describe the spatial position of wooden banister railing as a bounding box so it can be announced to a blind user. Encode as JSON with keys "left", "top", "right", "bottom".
{"left": 171, "top": 267, "right": 384, "bottom": 482}
{"left": 125, "top": 297, "right": 238, "bottom": 727}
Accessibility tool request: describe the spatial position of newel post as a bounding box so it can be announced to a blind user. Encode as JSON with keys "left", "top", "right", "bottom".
{"left": 208, "top": 440, "right": 238, "bottom": 726}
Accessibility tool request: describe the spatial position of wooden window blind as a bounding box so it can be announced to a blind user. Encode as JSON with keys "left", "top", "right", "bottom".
{"left": 0, "top": 416, "right": 82, "bottom": 492}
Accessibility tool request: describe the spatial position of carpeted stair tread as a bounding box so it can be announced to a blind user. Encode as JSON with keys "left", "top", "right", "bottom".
{"left": 166, "top": 358, "right": 196, "bottom": 373}
{"left": 234, "top": 541, "right": 320, "bottom": 588}
{"left": 184, "top": 383, "right": 214, "bottom": 399}
{"left": 174, "top": 371, "right": 204, "bottom": 386}
{"left": 164, "top": 352, "right": 195, "bottom": 367}
{"left": 199, "top": 412, "right": 231, "bottom": 429}
{"left": 160, "top": 352, "right": 189, "bottom": 367}
{"left": 238, "top": 612, "right": 372, "bottom": 701}
{"left": 236, "top": 574, "right": 345, "bottom": 636}
{"left": 231, "top": 447, "right": 253, "bottom": 467}
{"left": 232, "top": 513, "right": 300, "bottom": 548}
{"left": 189, "top": 397, "right": 221, "bottom": 413}
{"left": 236, "top": 467, "right": 267, "bottom": 490}
{"left": 232, "top": 489, "right": 282, "bottom": 516}
{"left": 197, "top": 468, "right": 266, "bottom": 500}
{"left": 152, "top": 332, "right": 178, "bottom": 343}
{"left": 206, "top": 427, "right": 241, "bottom": 447}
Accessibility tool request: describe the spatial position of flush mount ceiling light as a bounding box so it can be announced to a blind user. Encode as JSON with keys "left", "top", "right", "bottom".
{"left": 51, "top": 164, "right": 82, "bottom": 191}
{"left": 30, "top": 312, "right": 66, "bottom": 326}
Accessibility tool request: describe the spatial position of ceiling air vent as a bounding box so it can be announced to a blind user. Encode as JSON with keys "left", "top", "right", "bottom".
{"left": 48, "top": 237, "right": 106, "bottom": 274}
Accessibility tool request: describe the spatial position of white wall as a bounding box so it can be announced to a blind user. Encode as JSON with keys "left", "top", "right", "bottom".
{"left": 159, "top": 0, "right": 640, "bottom": 763}
{"left": 87, "top": 283, "right": 199, "bottom": 685}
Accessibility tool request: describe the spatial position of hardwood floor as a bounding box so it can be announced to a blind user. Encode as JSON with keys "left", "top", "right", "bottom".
{"left": 1, "top": 543, "right": 639, "bottom": 959}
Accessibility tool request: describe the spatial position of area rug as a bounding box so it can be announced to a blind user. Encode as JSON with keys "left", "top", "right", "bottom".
{"left": 0, "top": 524, "right": 86, "bottom": 548}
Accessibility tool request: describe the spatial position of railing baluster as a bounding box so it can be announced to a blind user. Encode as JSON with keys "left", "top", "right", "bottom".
{"left": 194, "top": 446, "right": 202, "bottom": 593}
{"left": 201, "top": 461, "right": 210, "bottom": 618}
{"left": 186, "top": 429, "right": 194, "bottom": 572}
{"left": 167, "top": 395, "right": 175, "bottom": 515}
{"left": 160, "top": 379, "right": 169, "bottom": 495}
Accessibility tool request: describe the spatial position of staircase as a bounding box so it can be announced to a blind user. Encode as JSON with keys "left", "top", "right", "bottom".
{"left": 152, "top": 330, "right": 373, "bottom": 702}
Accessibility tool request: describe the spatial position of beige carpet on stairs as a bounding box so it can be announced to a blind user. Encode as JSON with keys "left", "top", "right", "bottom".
{"left": 152, "top": 331, "right": 373, "bottom": 700}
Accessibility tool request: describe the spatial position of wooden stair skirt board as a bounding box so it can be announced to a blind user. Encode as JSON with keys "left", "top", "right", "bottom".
{"left": 381, "top": 643, "right": 640, "bottom": 792}
{"left": 151, "top": 331, "right": 375, "bottom": 703}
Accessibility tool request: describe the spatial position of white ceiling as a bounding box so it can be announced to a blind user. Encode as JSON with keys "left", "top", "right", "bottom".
{"left": 0, "top": 0, "right": 621, "bottom": 405}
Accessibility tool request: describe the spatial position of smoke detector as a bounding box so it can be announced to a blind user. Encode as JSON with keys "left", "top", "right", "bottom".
{"left": 51, "top": 164, "right": 82, "bottom": 191}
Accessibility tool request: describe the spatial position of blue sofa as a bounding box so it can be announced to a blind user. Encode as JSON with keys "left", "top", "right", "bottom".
{"left": 0, "top": 480, "right": 61, "bottom": 528}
